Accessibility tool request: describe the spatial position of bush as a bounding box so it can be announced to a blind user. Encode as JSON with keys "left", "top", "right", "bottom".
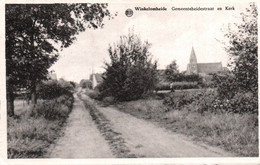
{"left": 165, "top": 88, "right": 258, "bottom": 114}
{"left": 85, "top": 89, "right": 100, "bottom": 100}
{"left": 102, "top": 96, "right": 115, "bottom": 105}
{"left": 189, "top": 90, "right": 218, "bottom": 114}
{"left": 100, "top": 31, "right": 158, "bottom": 101}
{"left": 156, "top": 82, "right": 200, "bottom": 91}
{"left": 79, "top": 79, "right": 92, "bottom": 89}
{"left": 212, "top": 72, "right": 238, "bottom": 99}
{"left": 37, "top": 80, "right": 73, "bottom": 100}
{"left": 212, "top": 92, "right": 258, "bottom": 114}
{"left": 30, "top": 95, "right": 73, "bottom": 120}
{"left": 155, "top": 82, "right": 171, "bottom": 91}
{"left": 163, "top": 92, "right": 197, "bottom": 109}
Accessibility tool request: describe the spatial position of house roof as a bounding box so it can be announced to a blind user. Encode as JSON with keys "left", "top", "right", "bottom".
{"left": 197, "top": 62, "right": 223, "bottom": 74}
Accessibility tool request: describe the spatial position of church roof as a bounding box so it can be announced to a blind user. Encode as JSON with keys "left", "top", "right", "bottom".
{"left": 197, "top": 63, "right": 223, "bottom": 74}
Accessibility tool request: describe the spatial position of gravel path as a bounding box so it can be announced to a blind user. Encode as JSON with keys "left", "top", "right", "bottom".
{"left": 98, "top": 106, "right": 234, "bottom": 157}
{"left": 47, "top": 94, "right": 114, "bottom": 158}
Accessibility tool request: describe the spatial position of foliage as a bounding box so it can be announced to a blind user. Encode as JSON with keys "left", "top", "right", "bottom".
{"left": 156, "top": 81, "right": 199, "bottom": 91}
{"left": 37, "top": 80, "right": 74, "bottom": 100}
{"left": 85, "top": 89, "right": 100, "bottom": 100}
{"left": 100, "top": 30, "right": 158, "bottom": 101}
{"left": 80, "top": 79, "right": 92, "bottom": 89}
{"left": 182, "top": 74, "right": 202, "bottom": 82}
{"left": 163, "top": 92, "right": 196, "bottom": 109}
{"left": 163, "top": 89, "right": 207, "bottom": 110}
{"left": 212, "top": 71, "right": 238, "bottom": 99}
{"left": 117, "top": 98, "right": 258, "bottom": 156}
{"left": 211, "top": 92, "right": 258, "bottom": 114}
{"left": 223, "top": 3, "right": 258, "bottom": 95}
{"left": 165, "top": 60, "right": 179, "bottom": 81}
{"left": 6, "top": 4, "right": 112, "bottom": 115}
{"left": 7, "top": 94, "right": 74, "bottom": 158}
{"left": 164, "top": 60, "right": 202, "bottom": 83}
{"left": 102, "top": 96, "right": 116, "bottom": 105}
{"left": 164, "top": 88, "right": 257, "bottom": 114}
{"left": 189, "top": 90, "right": 219, "bottom": 114}
{"left": 165, "top": 71, "right": 202, "bottom": 83}
{"left": 31, "top": 95, "right": 74, "bottom": 120}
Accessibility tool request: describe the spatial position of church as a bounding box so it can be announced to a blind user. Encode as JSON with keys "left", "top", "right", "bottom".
{"left": 186, "top": 47, "right": 223, "bottom": 75}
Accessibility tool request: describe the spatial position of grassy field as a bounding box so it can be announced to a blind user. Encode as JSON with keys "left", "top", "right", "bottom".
{"left": 115, "top": 90, "right": 258, "bottom": 157}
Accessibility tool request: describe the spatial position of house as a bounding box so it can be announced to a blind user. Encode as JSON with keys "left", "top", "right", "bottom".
{"left": 186, "top": 47, "right": 223, "bottom": 76}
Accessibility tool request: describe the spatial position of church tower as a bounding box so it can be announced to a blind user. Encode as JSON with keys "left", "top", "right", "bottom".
{"left": 187, "top": 46, "right": 198, "bottom": 74}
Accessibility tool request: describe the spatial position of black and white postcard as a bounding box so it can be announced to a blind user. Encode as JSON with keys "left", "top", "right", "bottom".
{"left": 0, "top": 0, "right": 259, "bottom": 164}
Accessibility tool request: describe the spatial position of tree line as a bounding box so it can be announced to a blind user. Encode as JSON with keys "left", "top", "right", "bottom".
{"left": 6, "top": 4, "right": 112, "bottom": 116}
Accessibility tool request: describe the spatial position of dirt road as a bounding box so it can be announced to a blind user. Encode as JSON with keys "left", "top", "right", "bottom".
{"left": 99, "top": 106, "right": 233, "bottom": 157}
{"left": 48, "top": 92, "right": 233, "bottom": 158}
{"left": 47, "top": 94, "right": 114, "bottom": 158}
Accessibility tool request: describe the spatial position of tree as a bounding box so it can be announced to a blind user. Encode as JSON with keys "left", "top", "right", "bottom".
{"left": 223, "top": 3, "right": 257, "bottom": 95}
{"left": 164, "top": 60, "right": 180, "bottom": 82}
{"left": 164, "top": 61, "right": 201, "bottom": 82}
{"left": 6, "top": 4, "right": 111, "bottom": 116}
{"left": 79, "top": 79, "right": 92, "bottom": 89}
{"left": 100, "top": 30, "right": 158, "bottom": 101}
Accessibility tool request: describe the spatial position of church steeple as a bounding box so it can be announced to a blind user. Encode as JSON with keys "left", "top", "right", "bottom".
{"left": 189, "top": 46, "right": 197, "bottom": 64}
{"left": 187, "top": 46, "right": 198, "bottom": 74}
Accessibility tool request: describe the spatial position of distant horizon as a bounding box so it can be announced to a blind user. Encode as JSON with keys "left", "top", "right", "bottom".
{"left": 50, "top": 3, "right": 247, "bottom": 83}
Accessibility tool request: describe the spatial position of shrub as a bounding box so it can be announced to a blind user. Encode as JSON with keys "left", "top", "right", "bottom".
{"left": 100, "top": 31, "right": 158, "bottom": 101}
{"left": 212, "top": 72, "right": 238, "bottom": 99}
{"left": 212, "top": 92, "right": 258, "bottom": 114}
{"left": 156, "top": 81, "right": 200, "bottom": 91}
{"left": 79, "top": 79, "right": 92, "bottom": 89}
{"left": 168, "top": 90, "right": 258, "bottom": 114}
{"left": 85, "top": 89, "right": 100, "bottom": 100}
{"left": 189, "top": 90, "right": 218, "bottom": 114}
{"left": 155, "top": 82, "right": 171, "bottom": 91}
{"left": 102, "top": 96, "right": 115, "bottom": 105}
{"left": 30, "top": 95, "right": 73, "bottom": 120}
{"left": 163, "top": 92, "right": 197, "bottom": 109}
{"left": 37, "top": 80, "right": 73, "bottom": 100}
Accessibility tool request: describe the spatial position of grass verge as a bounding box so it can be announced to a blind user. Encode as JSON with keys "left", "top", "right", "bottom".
{"left": 7, "top": 95, "right": 74, "bottom": 158}
{"left": 116, "top": 98, "right": 258, "bottom": 157}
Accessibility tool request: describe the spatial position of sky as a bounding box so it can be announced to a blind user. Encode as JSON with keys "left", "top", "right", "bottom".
{"left": 50, "top": 3, "right": 248, "bottom": 83}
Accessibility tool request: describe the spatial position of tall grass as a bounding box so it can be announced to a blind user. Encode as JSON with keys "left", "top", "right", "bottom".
{"left": 116, "top": 93, "right": 258, "bottom": 156}
{"left": 8, "top": 95, "right": 74, "bottom": 158}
